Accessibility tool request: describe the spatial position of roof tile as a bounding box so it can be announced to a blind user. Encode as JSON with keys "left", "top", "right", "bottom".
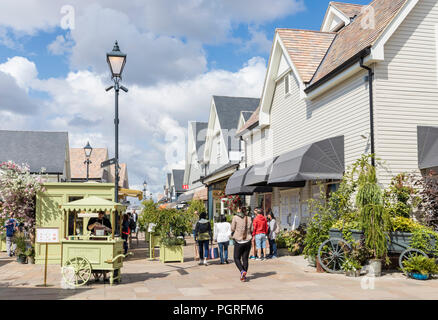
{"left": 277, "top": 29, "right": 336, "bottom": 83}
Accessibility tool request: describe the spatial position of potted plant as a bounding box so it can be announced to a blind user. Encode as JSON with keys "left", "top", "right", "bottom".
{"left": 402, "top": 255, "right": 438, "bottom": 280}
{"left": 354, "top": 155, "right": 391, "bottom": 277}
{"left": 342, "top": 257, "right": 362, "bottom": 277}
{"left": 25, "top": 245, "right": 35, "bottom": 264}
{"left": 14, "top": 235, "right": 27, "bottom": 264}
{"left": 153, "top": 208, "right": 195, "bottom": 263}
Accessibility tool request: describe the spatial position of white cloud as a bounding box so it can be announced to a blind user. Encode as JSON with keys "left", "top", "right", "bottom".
{"left": 47, "top": 34, "right": 74, "bottom": 55}
{"left": 4, "top": 55, "right": 266, "bottom": 195}
{"left": 0, "top": 56, "right": 38, "bottom": 90}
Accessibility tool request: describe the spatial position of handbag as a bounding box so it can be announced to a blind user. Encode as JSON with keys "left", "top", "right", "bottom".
{"left": 208, "top": 246, "right": 219, "bottom": 259}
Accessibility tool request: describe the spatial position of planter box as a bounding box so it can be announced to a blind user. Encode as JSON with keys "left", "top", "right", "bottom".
{"left": 329, "top": 229, "right": 364, "bottom": 242}
{"left": 159, "top": 245, "right": 184, "bottom": 263}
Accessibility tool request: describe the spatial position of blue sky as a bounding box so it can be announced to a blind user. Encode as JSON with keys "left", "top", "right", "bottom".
{"left": 0, "top": 0, "right": 371, "bottom": 198}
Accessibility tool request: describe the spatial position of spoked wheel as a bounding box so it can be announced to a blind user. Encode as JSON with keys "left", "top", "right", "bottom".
{"left": 318, "top": 238, "right": 351, "bottom": 273}
{"left": 399, "top": 248, "right": 428, "bottom": 275}
{"left": 62, "top": 256, "right": 92, "bottom": 287}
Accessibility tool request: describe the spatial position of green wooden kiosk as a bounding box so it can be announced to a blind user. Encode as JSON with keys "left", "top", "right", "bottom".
{"left": 35, "top": 183, "right": 116, "bottom": 265}
{"left": 60, "top": 196, "right": 129, "bottom": 286}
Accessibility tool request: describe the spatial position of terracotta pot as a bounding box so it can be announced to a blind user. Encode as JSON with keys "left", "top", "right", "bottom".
{"left": 316, "top": 256, "right": 325, "bottom": 273}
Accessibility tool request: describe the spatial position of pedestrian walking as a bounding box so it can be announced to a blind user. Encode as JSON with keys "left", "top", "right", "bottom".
{"left": 267, "top": 211, "right": 279, "bottom": 259}
{"left": 192, "top": 210, "right": 199, "bottom": 239}
{"left": 194, "top": 212, "right": 212, "bottom": 266}
{"left": 231, "top": 207, "right": 253, "bottom": 282}
{"left": 252, "top": 208, "right": 268, "bottom": 261}
{"left": 121, "top": 214, "right": 130, "bottom": 254}
{"left": 214, "top": 215, "right": 231, "bottom": 264}
{"left": 131, "top": 209, "right": 139, "bottom": 232}
{"left": 4, "top": 218, "right": 18, "bottom": 257}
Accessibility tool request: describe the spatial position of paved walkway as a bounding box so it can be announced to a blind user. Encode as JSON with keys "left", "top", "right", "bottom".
{"left": 0, "top": 234, "right": 437, "bottom": 300}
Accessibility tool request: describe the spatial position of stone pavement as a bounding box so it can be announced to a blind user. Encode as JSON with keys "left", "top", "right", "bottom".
{"left": 0, "top": 234, "right": 437, "bottom": 300}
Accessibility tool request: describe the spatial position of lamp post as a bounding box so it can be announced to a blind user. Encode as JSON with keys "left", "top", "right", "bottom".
{"left": 143, "top": 180, "right": 147, "bottom": 200}
{"left": 106, "top": 41, "right": 128, "bottom": 203}
{"left": 83, "top": 141, "right": 93, "bottom": 181}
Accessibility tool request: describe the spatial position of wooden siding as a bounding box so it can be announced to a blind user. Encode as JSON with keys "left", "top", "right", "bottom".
{"left": 374, "top": 0, "right": 438, "bottom": 186}
{"left": 270, "top": 70, "right": 371, "bottom": 170}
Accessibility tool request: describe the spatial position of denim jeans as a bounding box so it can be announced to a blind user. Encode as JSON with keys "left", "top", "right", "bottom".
{"left": 269, "top": 238, "right": 277, "bottom": 257}
{"left": 255, "top": 233, "right": 267, "bottom": 249}
{"left": 6, "top": 236, "right": 16, "bottom": 256}
{"left": 197, "top": 240, "right": 209, "bottom": 260}
{"left": 218, "top": 241, "right": 229, "bottom": 263}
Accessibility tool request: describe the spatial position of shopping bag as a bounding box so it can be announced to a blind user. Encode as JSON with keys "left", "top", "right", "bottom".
{"left": 208, "top": 247, "right": 219, "bottom": 259}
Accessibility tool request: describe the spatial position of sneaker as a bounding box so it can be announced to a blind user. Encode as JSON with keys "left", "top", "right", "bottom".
{"left": 203, "top": 260, "right": 209, "bottom": 266}
{"left": 198, "top": 262, "right": 203, "bottom": 265}
{"left": 240, "top": 271, "right": 247, "bottom": 282}
{"left": 255, "top": 257, "right": 262, "bottom": 261}
{"left": 225, "top": 260, "right": 229, "bottom": 264}
{"left": 249, "top": 256, "right": 256, "bottom": 260}
{"left": 271, "top": 255, "right": 278, "bottom": 259}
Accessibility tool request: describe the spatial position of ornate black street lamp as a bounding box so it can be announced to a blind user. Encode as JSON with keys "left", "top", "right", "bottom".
{"left": 106, "top": 41, "right": 128, "bottom": 203}
{"left": 83, "top": 141, "right": 93, "bottom": 181}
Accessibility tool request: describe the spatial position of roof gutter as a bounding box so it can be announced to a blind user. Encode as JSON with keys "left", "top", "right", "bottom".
{"left": 305, "top": 46, "right": 372, "bottom": 94}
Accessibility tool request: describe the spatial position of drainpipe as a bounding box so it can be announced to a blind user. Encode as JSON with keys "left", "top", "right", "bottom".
{"left": 239, "top": 136, "right": 246, "bottom": 169}
{"left": 360, "top": 57, "right": 375, "bottom": 167}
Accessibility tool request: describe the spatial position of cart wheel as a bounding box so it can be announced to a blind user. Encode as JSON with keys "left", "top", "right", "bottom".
{"left": 318, "top": 238, "right": 351, "bottom": 274}
{"left": 399, "top": 248, "right": 428, "bottom": 274}
{"left": 63, "top": 256, "right": 92, "bottom": 287}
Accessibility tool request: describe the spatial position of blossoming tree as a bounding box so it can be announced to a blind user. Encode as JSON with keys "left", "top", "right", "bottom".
{"left": 0, "top": 161, "right": 46, "bottom": 239}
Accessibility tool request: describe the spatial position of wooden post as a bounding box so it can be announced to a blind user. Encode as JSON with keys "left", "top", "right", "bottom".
{"left": 111, "top": 210, "right": 115, "bottom": 240}
{"left": 44, "top": 243, "right": 48, "bottom": 287}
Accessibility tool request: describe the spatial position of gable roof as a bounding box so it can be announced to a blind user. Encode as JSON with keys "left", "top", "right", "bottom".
{"left": 213, "top": 96, "right": 260, "bottom": 131}
{"left": 330, "top": 2, "right": 365, "bottom": 18}
{"left": 310, "top": 0, "right": 408, "bottom": 85}
{"left": 172, "top": 169, "right": 185, "bottom": 192}
{"left": 237, "top": 106, "right": 261, "bottom": 135}
{"left": 0, "top": 130, "right": 68, "bottom": 174}
{"left": 241, "top": 111, "right": 254, "bottom": 122}
{"left": 277, "top": 29, "right": 336, "bottom": 83}
{"left": 70, "top": 147, "right": 108, "bottom": 180}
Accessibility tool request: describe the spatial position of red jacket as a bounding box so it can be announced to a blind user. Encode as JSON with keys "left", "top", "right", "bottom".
{"left": 252, "top": 214, "right": 268, "bottom": 236}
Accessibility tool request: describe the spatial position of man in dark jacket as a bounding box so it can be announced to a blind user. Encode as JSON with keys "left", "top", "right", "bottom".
{"left": 194, "top": 212, "right": 212, "bottom": 266}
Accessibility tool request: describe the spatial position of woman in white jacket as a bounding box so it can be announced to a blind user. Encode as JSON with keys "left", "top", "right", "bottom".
{"left": 214, "top": 215, "right": 232, "bottom": 264}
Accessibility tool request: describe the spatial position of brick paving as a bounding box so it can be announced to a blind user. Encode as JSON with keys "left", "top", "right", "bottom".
{"left": 0, "top": 234, "right": 437, "bottom": 300}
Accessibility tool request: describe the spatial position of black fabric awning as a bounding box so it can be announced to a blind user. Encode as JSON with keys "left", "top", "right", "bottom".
{"left": 177, "top": 192, "right": 194, "bottom": 203}
{"left": 268, "top": 135, "right": 344, "bottom": 187}
{"left": 244, "top": 157, "right": 278, "bottom": 187}
{"left": 418, "top": 126, "right": 438, "bottom": 170}
{"left": 225, "top": 167, "right": 255, "bottom": 195}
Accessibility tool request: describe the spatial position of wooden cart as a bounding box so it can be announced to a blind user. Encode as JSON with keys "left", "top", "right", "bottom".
{"left": 60, "top": 196, "right": 131, "bottom": 286}
{"left": 317, "top": 228, "right": 436, "bottom": 274}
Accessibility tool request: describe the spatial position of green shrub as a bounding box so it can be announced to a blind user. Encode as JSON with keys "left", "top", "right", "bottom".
{"left": 277, "top": 226, "right": 306, "bottom": 255}
{"left": 402, "top": 255, "right": 438, "bottom": 275}
{"left": 342, "top": 257, "right": 362, "bottom": 272}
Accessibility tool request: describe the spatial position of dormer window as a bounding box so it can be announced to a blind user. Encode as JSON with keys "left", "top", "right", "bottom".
{"left": 285, "top": 73, "right": 290, "bottom": 96}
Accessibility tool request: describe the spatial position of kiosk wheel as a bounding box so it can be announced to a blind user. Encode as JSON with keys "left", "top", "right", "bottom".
{"left": 63, "top": 256, "right": 92, "bottom": 287}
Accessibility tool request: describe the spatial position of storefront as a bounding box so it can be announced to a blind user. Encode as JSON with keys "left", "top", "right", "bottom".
{"left": 226, "top": 135, "right": 345, "bottom": 229}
